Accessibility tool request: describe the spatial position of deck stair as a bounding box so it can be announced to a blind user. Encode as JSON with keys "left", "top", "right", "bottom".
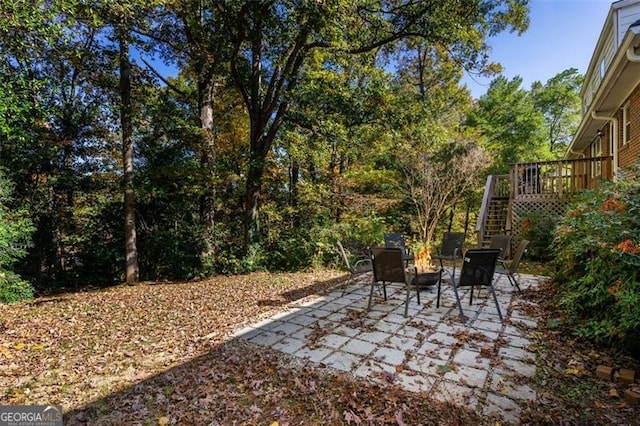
{"left": 476, "top": 175, "right": 511, "bottom": 248}
{"left": 480, "top": 197, "right": 509, "bottom": 247}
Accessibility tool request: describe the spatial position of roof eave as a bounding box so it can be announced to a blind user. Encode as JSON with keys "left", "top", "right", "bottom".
{"left": 566, "top": 28, "right": 640, "bottom": 159}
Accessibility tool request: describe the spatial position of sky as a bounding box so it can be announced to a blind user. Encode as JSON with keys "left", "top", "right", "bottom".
{"left": 463, "top": 0, "right": 614, "bottom": 99}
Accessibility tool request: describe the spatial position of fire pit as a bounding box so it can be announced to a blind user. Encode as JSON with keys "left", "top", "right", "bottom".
{"left": 412, "top": 244, "right": 441, "bottom": 287}
{"left": 412, "top": 269, "right": 441, "bottom": 287}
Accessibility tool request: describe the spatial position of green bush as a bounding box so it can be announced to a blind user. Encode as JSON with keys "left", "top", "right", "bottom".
{"left": 553, "top": 166, "right": 640, "bottom": 355}
{"left": 0, "top": 271, "right": 34, "bottom": 303}
{"left": 0, "top": 169, "right": 34, "bottom": 303}
{"left": 518, "top": 209, "right": 559, "bottom": 261}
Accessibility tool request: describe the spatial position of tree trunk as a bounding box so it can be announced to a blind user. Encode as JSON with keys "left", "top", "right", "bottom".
{"left": 243, "top": 146, "right": 266, "bottom": 250}
{"left": 119, "top": 28, "right": 139, "bottom": 284}
{"left": 198, "top": 78, "right": 217, "bottom": 253}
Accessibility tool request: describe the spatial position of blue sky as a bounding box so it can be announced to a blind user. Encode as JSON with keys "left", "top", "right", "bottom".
{"left": 463, "top": 0, "right": 613, "bottom": 98}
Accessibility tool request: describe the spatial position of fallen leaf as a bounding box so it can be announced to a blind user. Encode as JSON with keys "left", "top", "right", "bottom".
{"left": 14, "top": 343, "right": 25, "bottom": 350}
{"left": 158, "top": 416, "right": 169, "bottom": 425}
{"left": 395, "top": 365, "right": 404, "bottom": 373}
{"left": 394, "top": 410, "right": 406, "bottom": 426}
{"left": 609, "top": 388, "right": 619, "bottom": 397}
{"left": 0, "top": 347, "right": 13, "bottom": 359}
{"left": 437, "top": 365, "right": 453, "bottom": 373}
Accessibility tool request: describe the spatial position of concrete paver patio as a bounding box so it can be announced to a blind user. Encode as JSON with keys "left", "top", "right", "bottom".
{"left": 233, "top": 271, "right": 546, "bottom": 424}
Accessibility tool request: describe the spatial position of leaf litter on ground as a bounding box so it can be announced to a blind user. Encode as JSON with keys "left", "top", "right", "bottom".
{"left": 2, "top": 270, "right": 489, "bottom": 425}
{"left": 1, "top": 267, "right": 639, "bottom": 424}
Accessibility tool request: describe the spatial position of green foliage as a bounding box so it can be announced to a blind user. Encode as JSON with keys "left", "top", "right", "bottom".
{"left": 138, "top": 225, "right": 207, "bottom": 280}
{"left": 553, "top": 167, "right": 640, "bottom": 355}
{"left": 531, "top": 68, "right": 583, "bottom": 155}
{"left": 0, "top": 170, "right": 34, "bottom": 303}
{"left": 0, "top": 1, "right": 533, "bottom": 290}
{"left": 75, "top": 201, "right": 125, "bottom": 286}
{"left": 0, "top": 271, "right": 34, "bottom": 303}
{"left": 466, "top": 75, "right": 553, "bottom": 174}
{"left": 467, "top": 69, "right": 582, "bottom": 174}
{"left": 518, "top": 209, "right": 560, "bottom": 261}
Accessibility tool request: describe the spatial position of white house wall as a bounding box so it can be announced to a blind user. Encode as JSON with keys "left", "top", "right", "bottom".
{"left": 617, "top": 1, "right": 640, "bottom": 44}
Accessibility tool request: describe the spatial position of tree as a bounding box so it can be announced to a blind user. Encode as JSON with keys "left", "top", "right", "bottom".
{"left": 1, "top": 1, "right": 118, "bottom": 283}
{"left": 219, "top": 0, "right": 529, "bottom": 250}
{"left": 0, "top": 169, "right": 34, "bottom": 302}
{"left": 400, "top": 139, "right": 490, "bottom": 245}
{"left": 118, "top": 23, "right": 139, "bottom": 284}
{"left": 531, "top": 68, "right": 583, "bottom": 155}
{"left": 466, "top": 76, "right": 549, "bottom": 174}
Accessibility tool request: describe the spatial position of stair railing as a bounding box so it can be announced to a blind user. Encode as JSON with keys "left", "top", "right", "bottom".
{"left": 476, "top": 175, "right": 511, "bottom": 246}
{"left": 476, "top": 175, "right": 496, "bottom": 245}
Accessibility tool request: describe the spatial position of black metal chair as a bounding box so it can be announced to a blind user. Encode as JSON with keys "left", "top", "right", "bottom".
{"left": 495, "top": 239, "right": 529, "bottom": 292}
{"left": 337, "top": 240, "right": 372, "bottom": 295}
{"left": 383, "top": 233, "right": 413, "bottom": 266}
{"left": 368, "top": 247, "right": 419, "bottom": 317}
{"left": 488, "top": 234, "right": 512, "bottom": 265}
{"left": 437, "top": 248, "right": 503, "bottom": 320}
{"left": 431, "top": 232, "right": 465, "bottom": 276}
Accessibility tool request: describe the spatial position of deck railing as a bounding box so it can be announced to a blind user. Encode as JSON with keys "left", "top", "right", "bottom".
{"left": 509, "top": 156, "right": 612, "bottom": 200}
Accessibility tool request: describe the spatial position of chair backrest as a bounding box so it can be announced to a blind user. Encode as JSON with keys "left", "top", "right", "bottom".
{"left": 337, "top": 240, "right": 354, "bottom": 272}
{"left": 508, "top": 239, "right": 530, "bottom": 274}
{"left": 384, "top": 233, "right": 406, "bottom": 250}
{"left": 489, "top": 234, "right": 512, "bottom": 258}
{"left": 370, "top": 247, "right": 406, "bottom": 284}
{"left": 440, "top": 232, "right": 465, "bottom": 258}
{"left": 457, "top": 249, "right": 500, "bottom": 288}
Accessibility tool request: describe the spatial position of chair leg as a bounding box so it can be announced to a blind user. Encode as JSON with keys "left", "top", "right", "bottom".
{"left": 436, "top": 278, "right": 442, "bottom": 308}
{"left": 494, "top": 274, "right": 503, "bottom": 286}
{"left": 489, "top": 284, "right": 503, "bottom": 320}
{"left": 452, "top": 281, "right": 465, "bottom": 319}
{"left": 340, "top": 274, "right": 353, "bottom": 296}
{"left": 404, "top": 286, "right": 411, "bottom": 317}
{"left": 367, "top": 278, "right": 376, "bottom": 310}
{"left": 469, "top": 286, "right": 474, "bottom": 305}
{"left": 509, "top": 274, "right": 522, "bottom": 292}
{"left": 382, "top": 282, "right": 388, "bottom": 300}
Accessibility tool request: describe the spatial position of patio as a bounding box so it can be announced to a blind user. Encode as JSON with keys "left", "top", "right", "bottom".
{"left": 233, "top": 271, "right": 545, "bottom": 424}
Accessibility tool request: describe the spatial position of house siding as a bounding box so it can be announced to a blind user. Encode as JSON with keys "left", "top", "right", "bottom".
{"left": 617, "top": 1, "right": 640, "bottom": 44}
{"left": 584, "top": 27, "right": 616, "bottom": 113}
{"left": 618, "top": 84, "right": 640, "bottom": 169}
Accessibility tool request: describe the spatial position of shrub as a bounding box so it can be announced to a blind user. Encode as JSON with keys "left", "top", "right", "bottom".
{"left": 0, "top": 169, "right": 34, "bottom": 303}
{"left": 518, "top": 209, "right": 559, "bottom": 261}
{"left": 0, "top": 271, "right": 34, "bottom": 303}
{"left": 553, "top": 166, "right": 640, "bottom": 355}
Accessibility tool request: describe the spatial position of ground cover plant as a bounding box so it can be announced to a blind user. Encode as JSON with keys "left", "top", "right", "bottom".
{"left": 553, "top": 166, "right": 640, "bottom": 356}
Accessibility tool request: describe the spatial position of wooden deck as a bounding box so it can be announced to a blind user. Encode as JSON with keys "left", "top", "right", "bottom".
{"left": 509, "top": 156, "right": 613, "bottom": 200}
{"left": 477, "top": 156, "right": 613, "bottom": 246}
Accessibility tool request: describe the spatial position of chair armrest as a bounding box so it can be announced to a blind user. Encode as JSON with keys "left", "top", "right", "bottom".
{"left": 353, "top": 258, "right": 372, "bottom": 272}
